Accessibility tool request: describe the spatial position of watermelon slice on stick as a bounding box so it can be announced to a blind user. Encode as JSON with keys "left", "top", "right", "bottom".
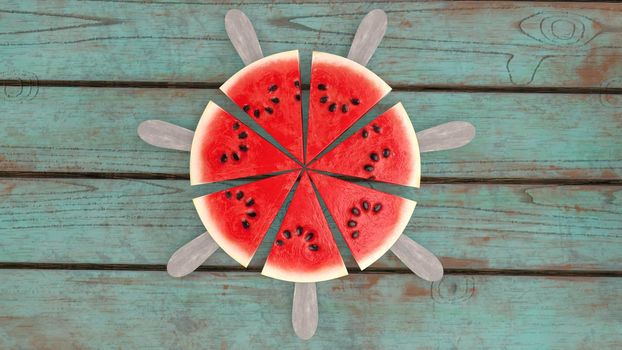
{"left": 262, "top": 172, "right": 348, "bottom": 283}
{"left": 310, "top": 102, "right": 421, "bottom": 187}
{"left": 309, "top": 171, "right": 416, "bottom": 270}
{"left": 221, "top": 50, "right": 304, "bottom": 162}
{"left": 306, "top": 51, "right": 391, "bottom": 161}
{"left": 193, "top": 171, "right": 299, "bottom": 267}
{"left": 190, "top": 101, "right": 298, "bottom": 185}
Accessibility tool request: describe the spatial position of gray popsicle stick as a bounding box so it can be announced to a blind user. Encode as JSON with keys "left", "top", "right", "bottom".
{"left": 292, "top": 282, "right": 318, "bottom": 340}
{"left": 225, "top": 9, "right": 264, "bottom": 65}
{"left": 137, "top": 120, "right": 194, "bottom": 152}
{"left": 347, "top": 9, "right": 388, "bottom": 66}
{"left": 167, "top": 232, "right": 219, "bottom": 278}
{"left": 390, "top": 235, "right": 444, "bottom": 282}
{"left": 417, "top": 121, "right": 476, "bottom": 153}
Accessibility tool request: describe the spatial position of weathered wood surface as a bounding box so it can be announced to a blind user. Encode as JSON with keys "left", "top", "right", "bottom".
{"left": 0, "top": 270, "right": 620, "bottom": 349}
{"left": 1, "top": 1, "right": 622, "bottom": 87}
{"left": 2, "top": 178, "right": 620, "bottom": 271}
{"left": 2, "top": 87, "right": 621, "bottom": 179}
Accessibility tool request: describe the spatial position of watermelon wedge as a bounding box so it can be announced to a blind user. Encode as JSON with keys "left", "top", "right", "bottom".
{"left": 221, "top": 50, "right": 304, "bottom": 162}
{"left": 262, "top": 172, "right": 348, "bottom": 282}
{"left": 309, "top": 103, "right": 421, "bottom": 187}
{"left": 309, "top": 172, "right": 416, "bottom": 270}
{"left": 306, "top": 51, "right": 391, "bottom": 162}
{"left": 190, "top": 101, "right": 299, "bottom": 185}
{"left": 193, "top": 171, "right": 300, "bottom": 267}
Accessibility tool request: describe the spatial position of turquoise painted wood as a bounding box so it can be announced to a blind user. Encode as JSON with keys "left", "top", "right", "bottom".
{"left": 1, "top": 1, "right": 622, "bottom": 87}
{"left": 1, "top": 87, "right": 621, "bottom": 179}
{"left": 0, "top": 270, "right": 620, "bottom": 349}
{"left": 1, "top": 178, "right": 620, "bottom": 271}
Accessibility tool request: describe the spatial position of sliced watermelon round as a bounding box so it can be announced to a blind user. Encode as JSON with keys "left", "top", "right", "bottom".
{"left": 193, "top": 171, "right": 300, "bottom": 267}
{"left": 309, "top": 172, "right": 416, "bottom": 270}
{"left": 262, "top": 172, "right": 347, "bottom": 282}
{"left": 309, "top": 102, "right": 421, "bottom": 187}
{"left": 190, "top": 101, "right": 299, "bottom": 185}
{"left": 306, "top": 51, "right": 391, "bottom": 162}
{"left": 220, "top": 50, "right": 304, "bottom": 162}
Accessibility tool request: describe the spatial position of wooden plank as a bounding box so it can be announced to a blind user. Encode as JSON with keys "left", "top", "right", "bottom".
{"left": 1, "top": 178, "right": 620, "bottom": 271}
{"left": 0, "top": 270, "right": 620, "bottom": 348}
{"left": 1, "top": 1, "right": 622, "bottom": 87}
{"left": 1, "top": 87, "right": 621, "bottom": 179}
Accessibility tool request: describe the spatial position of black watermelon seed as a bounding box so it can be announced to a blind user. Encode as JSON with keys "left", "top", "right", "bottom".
{"left": 370, "top": 152, "right": 379, "bottom": 162}
{"left": 364, "top": 164, "right": 374, "bottom": 172}
{"left": 269, "top": 84, "right": 278, "bottom": 92}
{"left": 271, "top": 97, "right": 280, "bottom": 104}
{"left": 319, "top": 96, "right": 328, "bottom": 104}
{"left": 264, "top": 107, "right": 273, "bottom": 115}
{"left": 283, "top": 230, "right": 292, "bottom": 239}
{"left": 295, "top": 94, "right": 301, "bottom": 101}
{"left": 305, "top": 233, "right": 314, "bottom": 241}
{"left": 308, "top": 244, "right": 319, "bottom": 251}
{"left": 242, "top": 219, "right": 250, "bottom": 229}
{"left": 294, "top": 80, "right": 300, "bottom": 87}
{"left": 317, "top": 84, "right": 327, "bottom": 90}
{"left": 233, "top": 122, "right": 240, "bottom": 130}
{"left": 236, "top": 191, "right": 244, "bottom": 200}
{"left": 328, "top": 103, "right": 337, "bottom": 112}
{"left": 242, "top": 105, "right": 250, "bottom": 112}
{"left": 351, "top": 98, "right": 360, "bottom": 105}
{"left": 362, "top": 129, "right": 369, "bottom": 138}
{"left": 351, "top": 231, "right": 360, "bottom": 239}
{"left": 238, "top": 131, "right": 248, "bottom": 139}
{"left": 225, "top": 191, "right": 232, "bottom": 199}
{"left": 239, "top": 144, "right": 249, "bottom": 152}
{"left": 372, "top": 124, "right": 382, "bottom": 133}
{"left": 362, "top": 201, "right": 370, "bottom": 211}
{"left": 347, "top": 220, "right": 357, "bottom": 227}
{"left": 245, "top": 198, "right": 255, "bottom": 207}
{"left": 232, "top": 152, "right": 240, "bottom": 161}
{"left": 383, "top": 148, "right": 391, "bottom": 158}
{"left": 296, "top": 226, "right": 303, "bottom": 236}
{"left": 247, "top": 211, "right": 257, "bottom": 218}
{"left": 351, "top": 207, "right": 361, "bottom": 216}
{"left": 373, "top": 203, "right": 382, "bottom": 212}
{"left": 341, "top": 104, "right": 348, "bottom": 113}
{"left": 253, "top": 109, "right": 260, "bottom": 118}
{"left": 276, "top": 239, "right": 283, "bottom": 246}
{"left": 220, "top": 154, "right": 228, "bottom": 163}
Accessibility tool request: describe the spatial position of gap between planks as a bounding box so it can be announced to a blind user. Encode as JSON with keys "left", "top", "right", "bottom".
{"left": 0, "top": 262, "right": 621, "bottom": 277}
{"left": 3, "top": 79, "right": 622, "bottom": 95}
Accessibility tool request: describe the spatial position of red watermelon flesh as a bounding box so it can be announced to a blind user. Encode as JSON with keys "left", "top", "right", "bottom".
{"left": 190, "top": 101, "right": 299, "bottom": 185}
{"left": 309, "top": 172, "right": 416, "bottom": 270}
{"left": 306, "top": 51, "right": 391, "bottom": 162}
{"left": 193, "top": 171, "right": 300, "bottom": 267}
{"left": 262, "top": 172, "right": 347, "bottom": 283}
{"left": 221, "top": 50, "right": 304, "bottom": 162}
{"left": 309, "top": 103, "right": 421, "bottom": 187}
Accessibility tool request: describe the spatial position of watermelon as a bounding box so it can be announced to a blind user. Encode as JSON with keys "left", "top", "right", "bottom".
{"left": 190, "top": 101, "right": 299, "bottom": 185}
{"left": 309, "top": 102, "right": 421, "bottom": 187}
{"left": 309, "top": 172, "right": 416, "bottom": 270}
{"left": 262, "top": 172, "right": 348, "bottom": 282}
{"left": 306, "top": 51, "right": 391, "bottom": 162}
{"left": 193, "top": 171, "right": 300, "bottom": 267}
{"left": 221, "top": 50, "right": 304, "bottom": 162}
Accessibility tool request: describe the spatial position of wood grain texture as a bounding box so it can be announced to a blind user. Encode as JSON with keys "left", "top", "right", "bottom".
{"left": 1, "top": 178, "right": 620, "bottom": 271}
{"left": 1, "top": 87, "right": 621, "bottom": 179}
{"left": 1, "top": 1, "right": 622, "bottom": 87}
{"left": 0, "top": 270, "right": 620, "bottom": 349}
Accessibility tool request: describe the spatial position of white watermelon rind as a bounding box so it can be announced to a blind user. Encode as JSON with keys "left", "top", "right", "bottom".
{"left": 189, "top": 101, "right": 221, "bottom": 186}
{"left": 357, "top": 200, "right": 417, "bottom": 270}
{"left": 192, "top": 194, "right": 255, "bottom": 267}
{"left": 220, "top": 50, "right": 300, "bottom": 95}
{"left": 390, "top": 102, "right": 421, "bottom": 188}
{"left": 261, "top": 261, "right": 348, "bottom": 283}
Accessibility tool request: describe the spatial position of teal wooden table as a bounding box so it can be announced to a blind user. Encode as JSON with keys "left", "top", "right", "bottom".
{"left": 1, "top": 1, "right": 621, "bottom": 348}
